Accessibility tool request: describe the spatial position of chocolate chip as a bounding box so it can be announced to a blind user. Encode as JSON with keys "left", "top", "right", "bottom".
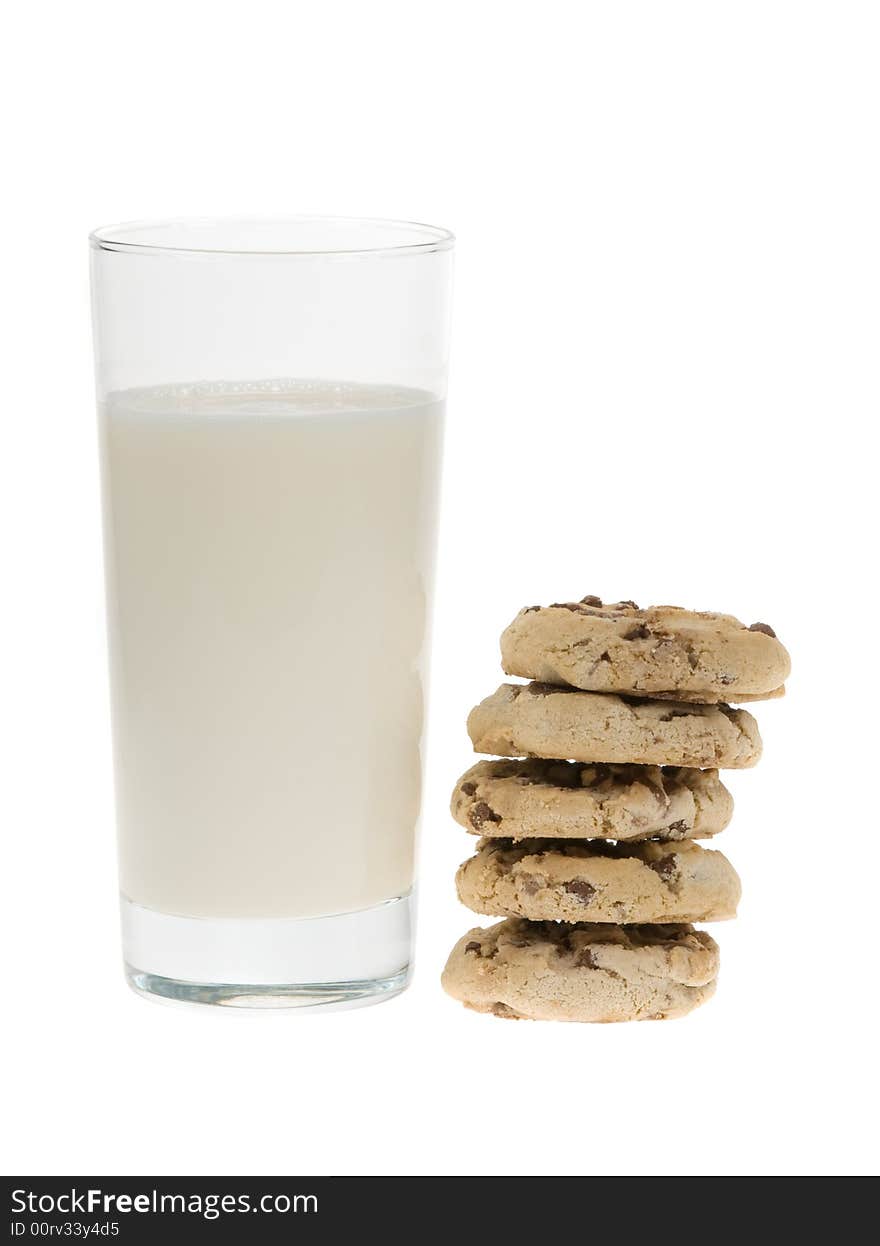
{"left": 526, "top": 681, "right": 571, "bottom": 696}
{"left": 545, "top": 762, "right": 583, "bottom": 789}
{"left": 519, "top": 873, "right": 544, "bottom": 896}
{"left": 554, "top": 929, "right": 575, "bottom": 956}
{"left": 469, "top": 801, "right": 502, "bottom": 830}
{"left": 523, "top": 605, "right": 541, "bottom": 613}
{"left": 581, "top": 763, "right": 611, "bottom": 787}
{"left": 580, "top": 595, "right": 603, "bottom": 606}
{"left": 563, "top": 879, "right": 597, "bottom": 905}
{"left": 617, "top": 600, "right": 640, "bottom": 609}
{"left": 749, "top": 621, "right": 777, "bottom": 638}
{"left": 649, "top": 854, "right": 678, "bottom": 882}
{"left": 550, "top": 602, "right": 585, "bottom": 612}
{"left": 460, "top": 782, "right": 478, "bottom": 796}
{"left": 576, "top": 948, "right": 599, "bottom": 969}
{"left": 623, "top": 623, "right": 651, "bottom": 640}
{"left": 465, "top": 940, "right": 482, "bottom": 954}
{"left": 666, "top": 819, "right": 689, "bottom": 834}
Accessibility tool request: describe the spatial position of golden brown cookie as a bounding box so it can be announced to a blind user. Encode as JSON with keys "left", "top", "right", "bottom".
{"left": 441, "top": 918, "right": 719, "bottom": 1022}
{"left": 501, "top": 597, "right": 790, "bottom": 702}
{"left": 456, "top": 838, "right": 741, "bottom": 924}
{"left": 467, "top": 683, "right": 762, "bottom": 769}
{"left": 451, "top": 759, "right": 733, "bottom": 841}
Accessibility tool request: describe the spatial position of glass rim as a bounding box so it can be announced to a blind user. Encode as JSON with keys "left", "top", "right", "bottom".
{"left": 89, "top": 214, "right": 455, "bottom": 258}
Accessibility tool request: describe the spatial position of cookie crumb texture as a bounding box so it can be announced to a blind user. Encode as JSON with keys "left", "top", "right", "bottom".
{"left": 501, "top": 599, "right": 790, "bottom": 702}
{"left": 451, "top": 759, "right": 733, "bottom": 841}
{"left": 467, "top": 683, "right": 762, "bottom": 769}
{"left": 441, "top": 919, "right": 719, "bottom": 1022}
{"left": 456, "top": 838, "right": 741, "bottom": 924}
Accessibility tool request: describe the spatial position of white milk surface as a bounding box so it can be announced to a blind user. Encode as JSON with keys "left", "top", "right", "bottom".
{"left": 100, "top": 380, "right": 443, "bottom": 919}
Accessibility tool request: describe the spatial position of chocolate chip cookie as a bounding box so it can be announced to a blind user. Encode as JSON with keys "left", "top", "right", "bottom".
{"left": 467, "top": 683, "right": 762, "bottom": 768}
{"left": 441, "top": 918, "right": 719, "bottom": 1022}
{"left": 501, "top": 598, "right": 790, "bottom": 702}
{"left": 456, "top": 838, "right": 741, "bottom": 924}
{"left": 451, "top": 760, "right": 733, "bottom": 841}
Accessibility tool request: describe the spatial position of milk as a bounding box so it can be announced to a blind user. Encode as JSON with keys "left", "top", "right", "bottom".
{"left": 99, "top": 380, "right": 443, "bottom": 920}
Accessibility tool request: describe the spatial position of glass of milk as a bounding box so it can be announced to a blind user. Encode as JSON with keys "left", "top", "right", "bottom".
{"left": 90, "top": 217, "right": 453, "bottom": 1009}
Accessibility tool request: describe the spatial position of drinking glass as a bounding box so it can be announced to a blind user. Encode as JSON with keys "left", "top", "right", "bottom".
{"left": 90, "top": 217, "right": 453, "bottom": 1008}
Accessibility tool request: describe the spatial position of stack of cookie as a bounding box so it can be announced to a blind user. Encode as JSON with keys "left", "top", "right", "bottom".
{"left": 441, "top": 598, "right": 790, "bottom": 1022}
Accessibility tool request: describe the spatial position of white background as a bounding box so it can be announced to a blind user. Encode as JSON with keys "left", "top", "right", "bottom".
{"left": 2, "top": 1, "right": 878, "bottom": 1178}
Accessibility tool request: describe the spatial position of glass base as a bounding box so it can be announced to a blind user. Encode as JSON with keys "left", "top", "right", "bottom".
{"left": 125, "top": 965, "right": 410, "bottom": 1011}
{"left": 121, "top": 892, "right": 413, "bottom": 1011}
